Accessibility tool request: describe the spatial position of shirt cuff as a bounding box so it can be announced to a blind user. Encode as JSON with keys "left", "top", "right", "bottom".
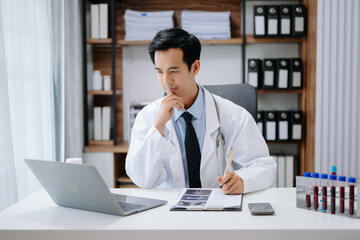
{"left": 234, "top": 171, "right": 252, "bottom": 194}
{"left": 147, "top": 125, "right": 177, "bottom": 155}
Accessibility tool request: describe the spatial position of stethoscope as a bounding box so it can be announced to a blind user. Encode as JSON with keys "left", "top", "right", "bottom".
{"left": 209, "top": 93, "right": 226, "bottom": 176}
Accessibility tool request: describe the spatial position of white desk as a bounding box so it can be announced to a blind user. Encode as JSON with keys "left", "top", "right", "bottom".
{"left": 0, "top": 188, "right": 360, "bottom": 240}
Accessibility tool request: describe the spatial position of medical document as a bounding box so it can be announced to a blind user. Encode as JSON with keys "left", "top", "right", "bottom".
{"left": 170, "top": 188, "right": 242, "bottom": 211}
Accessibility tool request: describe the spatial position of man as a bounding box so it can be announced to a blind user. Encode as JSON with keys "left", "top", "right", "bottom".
{"left": 126, "top": 28, "right": 276, "bottom": 194}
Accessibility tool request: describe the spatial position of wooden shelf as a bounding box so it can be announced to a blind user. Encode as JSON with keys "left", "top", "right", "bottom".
{"left": 83, "top": 141, "right": 129, "bottom": 153}
{"left": 117, "top": 176, "right": 139, "bottom": 188}
{"left": 87, "top": 90, "right": 122, "bottom": 95}
{"left": 116, "top": 36, "right": 302, "bottom": 46}
{"left": 257, "top": 89, "right": 302, "bottom": 94}
{"left": 88, "top": 140, "right": 114, "bottom": 146}
{"left": 117, "top": 38, "right": 243, "bottom": 46}
{"left": 86, "top": 38, "right": 112, "bottom": 44}
{"left": 246, "top": 35, "right": 303, "bottom": 44}
{"left": 267, "top": 141, "right": 302, "bottom": 144}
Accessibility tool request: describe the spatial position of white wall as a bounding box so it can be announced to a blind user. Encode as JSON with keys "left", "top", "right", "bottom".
{"left": 122, "top": 0, "right": 301, "bottom": 141}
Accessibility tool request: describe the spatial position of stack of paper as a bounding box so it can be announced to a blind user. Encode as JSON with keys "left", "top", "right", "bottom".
{"left": 124, "top": 9, "right": 174, "bottom": 40}
{"left": 181, "top": 11, "right": 231, "bottom": 40}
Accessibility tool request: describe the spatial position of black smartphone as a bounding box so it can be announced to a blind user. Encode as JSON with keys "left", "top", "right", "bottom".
{"left": 248, "top": 202, "right": 275, "bottom": 215}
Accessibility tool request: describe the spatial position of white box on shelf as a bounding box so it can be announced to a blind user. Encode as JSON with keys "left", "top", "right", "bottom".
{"left": 103, "top": 75, "right": 111, "bottom": 91}
{"left": 94, "top": 107, "right": 102, "bottom": 140}
{"left": 91, "top": 4, "right": 99, "bottom": 39}
{"left": 102, "top": 106, "right": 111, "bottom": 140}
{"left": 285, "top": 155, "right": 294, "bottom": 187}
{"left": 92, "top": 70, "right": 102, "bottom": 90}
{"left": 99, "top": 4, "right": 108, "bottom": 39}
{"left": 277, "top": 155, "right": 286, "bottom": 188}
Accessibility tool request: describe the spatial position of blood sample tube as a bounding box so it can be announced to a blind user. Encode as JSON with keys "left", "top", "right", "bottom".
{"left": 330, "top": 166, "right": 337, "bottom": 175}
{"left": 304, "top": 172, "right": 312, "bottom": 209}
{"left": 348, "top": 177, "right": 356, "bottom": 216}
{"left": 312, "top": 172, "right": 320, "bottom": 211}
{"left": 320, "top": 173, "right": 328, "bottom": 212}
{"left": 329, "top": 175, "right": 337, "bottom": 214}
{"left": 338, "top": 176, "right": 346, "bottom": 214}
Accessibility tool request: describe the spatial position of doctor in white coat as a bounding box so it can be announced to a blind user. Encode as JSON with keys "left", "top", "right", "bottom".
{"left": 126, "top": 28, "right": 276, "bottom": 194}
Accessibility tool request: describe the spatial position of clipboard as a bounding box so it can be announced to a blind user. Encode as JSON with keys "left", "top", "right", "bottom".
{"left": 170, "top": 188, "right": 243, "bottom": 211}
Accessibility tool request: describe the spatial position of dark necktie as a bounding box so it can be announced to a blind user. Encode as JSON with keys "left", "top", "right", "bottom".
{"left": 181, "top": 112, "right": 202, "bottom": 188}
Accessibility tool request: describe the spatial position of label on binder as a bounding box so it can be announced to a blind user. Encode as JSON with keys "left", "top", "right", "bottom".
{"left": 281, "top": 19, "right": 291, "bottom": 34}
{"left": 258, "top": 122, "right": 263, "bottom": 135}
{"left": 292, "top": 124, "right": 302, "bottom": 140}
{"left": 293, "top": 72, "right": 301, "bottom": 87}
{"left": 279, "top": 121, "right": 289, "bottom": 140}
{"left": 264, "top": 71, "right": 274, "bottom": 86}
{"left": 295, "top": 17, "right": 304, "bottom": 32}
{"left": 278, "top": 69, "right": 288, "bottom": 88}
{"left": 268, "top": 19, "right": 278, "bottom": 35}
{"left": 248, "top": 72, "right": 259, "bottom": 88}
{"left": 255, "top": 16, "right": 265, "bottom": 35}
{"left": 266, "top": 122, "right": 276, "bottom": 141}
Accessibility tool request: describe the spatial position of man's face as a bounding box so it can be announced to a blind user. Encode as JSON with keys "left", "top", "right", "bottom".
{"left": 154, "top": 48, "right": 199, "bottom": 99}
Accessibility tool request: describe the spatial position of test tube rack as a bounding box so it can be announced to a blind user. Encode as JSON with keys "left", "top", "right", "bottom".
{"left": 296, "top": 176, "right": 359, "bottom": 218}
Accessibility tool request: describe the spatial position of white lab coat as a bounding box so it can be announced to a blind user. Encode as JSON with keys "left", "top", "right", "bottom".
{"left": 125, "top": 86, "right": 277, "bottom": 193}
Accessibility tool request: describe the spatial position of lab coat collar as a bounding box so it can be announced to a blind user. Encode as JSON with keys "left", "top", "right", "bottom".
{"left": 202, "top": 85, "right": 220, "bottom": 135}
{"left": 200, "top": 85, "right": 221, "bottom": 173}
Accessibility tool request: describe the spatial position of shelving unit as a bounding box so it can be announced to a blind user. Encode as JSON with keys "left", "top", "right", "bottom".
{"left": 82, "top": 0, "right": 317, "bottom": 187}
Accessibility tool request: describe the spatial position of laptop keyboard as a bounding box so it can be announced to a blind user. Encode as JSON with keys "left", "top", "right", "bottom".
{"left": 117, "top": 201, "right": 145, "bottom": 212}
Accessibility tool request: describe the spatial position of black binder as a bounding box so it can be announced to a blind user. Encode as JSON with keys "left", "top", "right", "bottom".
{"left": 257, "top": 111, "right": 265, "bottom": 136}
{"left": 290, "top": 110, "right": 303, "bottom": 140}
{"left": 248, "top": 59, "right": 262, "bottom": 89}
{"left": 279, "top": 5, "right": 292, "bottom": 37}
{"left": 267, "top": 5, "right": 280, "bottom": 37}
{"left": 290, "top": 58, "right": 303, "bottom": 89}
{"left": 277, "top": 59, "right": 290, "bottom": 89}
{"left": 263, "top": 59, "right": 277, "bottom": 89}
{"left": 292, "top": 4, "right": 306, "bottom": 37}
{"left": 277, "top": 111, "right": 290, "bottom": 141}
{"left": 264, "top": 111, "right": 277, "bottom": 141}
{"left": 254, "top": 5, "right": 267, "bottom": 37}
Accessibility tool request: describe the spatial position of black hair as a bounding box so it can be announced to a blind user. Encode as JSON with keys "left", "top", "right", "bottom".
{"left": 148, "top": 28, "right": 201, "bottom": 71}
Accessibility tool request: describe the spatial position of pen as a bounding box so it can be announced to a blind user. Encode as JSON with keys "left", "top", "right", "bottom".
{"left": 223, "top": 150, "right": 235, "bottom": 176}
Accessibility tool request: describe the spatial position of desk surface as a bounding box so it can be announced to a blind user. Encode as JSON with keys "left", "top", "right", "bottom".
{"left": 1, "top": 188, "right": 360, "bottom": 240}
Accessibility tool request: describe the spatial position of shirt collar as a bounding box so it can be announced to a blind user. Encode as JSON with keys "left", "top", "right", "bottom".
{"left": 173, "top": 85, "right": 205, "bottom": 122}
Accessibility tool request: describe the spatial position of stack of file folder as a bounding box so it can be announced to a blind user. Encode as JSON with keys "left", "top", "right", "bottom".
{"left": 181, "top": 10, "right": 231, "bottom": 40}
{"left": 124, "top": 9, "right": 174, "bottom": 41}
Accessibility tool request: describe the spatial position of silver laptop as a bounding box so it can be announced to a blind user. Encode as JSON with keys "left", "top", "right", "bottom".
{"left": 25, "top": 159, "right": 167, "bottom": 216}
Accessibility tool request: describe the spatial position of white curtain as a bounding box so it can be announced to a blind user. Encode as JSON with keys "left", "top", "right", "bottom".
{"left": 0, "top": 0, "right": 83, "bottom": 210}
{"left": 0, "top": 0, "right": 54, "bottom": 209}
{"left": 64, "top": 0, "right": 83, "bottom": 159}
{"left": 316, "top": 0, "right": 360, "bottom": 177}
{"left": 0, "top": 0, "right": 18, "bottom": 211}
